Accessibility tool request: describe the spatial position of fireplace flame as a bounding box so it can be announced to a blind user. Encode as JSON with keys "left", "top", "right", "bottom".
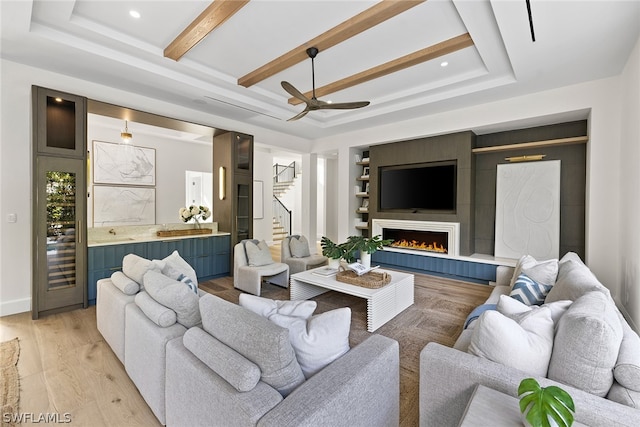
{"left": 390, "top": 239, "right": 447, "bottom": 254}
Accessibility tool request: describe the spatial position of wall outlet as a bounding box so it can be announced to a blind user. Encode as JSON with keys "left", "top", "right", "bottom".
{"left": 7, "top": 213, "right": 17, "bottom": 223}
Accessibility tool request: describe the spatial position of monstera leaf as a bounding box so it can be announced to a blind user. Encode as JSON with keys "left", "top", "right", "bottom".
{"left": 518, "top": 378, "right": 575, "bottom": 427}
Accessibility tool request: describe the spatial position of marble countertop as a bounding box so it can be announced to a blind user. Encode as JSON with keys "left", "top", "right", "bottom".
{"left": 87, "top": 223, "right": 230, "bottom": 247}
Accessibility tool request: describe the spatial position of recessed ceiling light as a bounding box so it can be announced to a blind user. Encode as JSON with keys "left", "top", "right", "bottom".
{"left": 129, "top": 10, "right": 141, "bottom": 19}
{"left": 440, "top": 61, "right": 449, "bottom": 67}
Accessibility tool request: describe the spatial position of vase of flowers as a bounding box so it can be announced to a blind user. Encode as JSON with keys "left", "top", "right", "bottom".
{"left": 179, "top": 205, "right": 211, "bottom": 229}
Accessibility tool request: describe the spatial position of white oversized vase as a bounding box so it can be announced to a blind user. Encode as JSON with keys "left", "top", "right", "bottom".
{"left": 360, "top": 252, "right": 371, "bottom": 269}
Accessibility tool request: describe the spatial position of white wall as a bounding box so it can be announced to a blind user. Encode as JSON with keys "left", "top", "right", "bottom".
{"left": 619, "top": 36, "right": 640, "bottom": 330}
{"left": 87, "top": 121, "right": 212, "bottom": 226}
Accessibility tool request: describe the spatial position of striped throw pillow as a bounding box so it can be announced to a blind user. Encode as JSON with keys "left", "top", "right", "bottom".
{"left": 510, "top": 273, "right": 553, "bottom": 306}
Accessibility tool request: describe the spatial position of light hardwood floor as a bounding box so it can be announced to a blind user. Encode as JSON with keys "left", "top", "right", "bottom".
{"left": 1, "top": 258, "right": 491, "bottom": 426}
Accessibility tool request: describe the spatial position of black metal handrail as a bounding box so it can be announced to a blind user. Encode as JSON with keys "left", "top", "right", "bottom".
{"left": 273, "top": 161, "right": 296, "bottom": 184}
{"left": 272, "top": 196, "right": 292, "bottom": 237}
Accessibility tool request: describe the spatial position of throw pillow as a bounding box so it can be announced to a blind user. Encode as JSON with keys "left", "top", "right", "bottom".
{"left": 545, "top": 255, "right": 610, "bottom": 303}
{"left": 269, "top": 308, "right": 351, "bottom": 379}
{"left": 289, "top": 235, "right": 311, "bottom": 258}
{"left": 162, "top": 264, "right": 198, "bottom": 294}
{"left": 161, "top": 250, "right": 198, "bottom": 287}
{"left": 509, "top": 255, "right": 559, "bottom": 290}
{"left": 468, "top": 307, "right": 555, "bottom": 377}
{"left": 134, "top": 291, "right": 177, "bottom": 327}
{"left": 239, "top": 294, "right": 317, "bottom": 319}
{"left": 143, "top": 270, "right": 201, "bottom": 328}
{"left": 122, "top": 253, "right": 161, "bottom": 286}
{"left": 497, "top": 294, "right": 571, "bottom": 324}
{"left": 245, "top": 240, "right": 274, "bottom": 266}
{"left": 110, "top": 271, "right": 139, "bottom": 295}
{"left": 548, "top": 291, "right": 623, "bottom": 397}
{"left": 509, "top": 273, "right": 553, "bottom": 305}
{"left": 199, "top": 294, "right": 305, "bottom": 397}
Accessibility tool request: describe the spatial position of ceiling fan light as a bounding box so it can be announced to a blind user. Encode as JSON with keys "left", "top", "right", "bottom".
{"left": 129, "top": 10, "right": 141, "bottom": 19}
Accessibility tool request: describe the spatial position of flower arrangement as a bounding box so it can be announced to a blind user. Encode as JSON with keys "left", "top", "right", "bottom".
{"left": 179, "top": 205, "right": 211, "bottom": 228}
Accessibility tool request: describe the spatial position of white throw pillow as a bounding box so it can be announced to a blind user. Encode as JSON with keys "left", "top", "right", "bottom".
{"left": 245, "top": 240, "right": 274, "bottom": 266}
{"left": 143, "top": 270, "right": 201, "bottom": 328}
{"left": 509, "top": 255, "right": 559, "bottom": 289}
{"left": 269, "top": 308, "right": 351, "bottom": 378}
{"left": 122, "top": 253, "right": 161, "bottom": 286}
{"left": 289, "top": 235, "right": 311, "bottom": 258}
{"left": 497, "top": 294, "right": 572, "bottom": 324}
{"left": 468, "top": 307, "right": 555, "bottom": 376}
{"left": 161, "top": 250, "right": 198, "bottom": 286}
{"left": 239, "top": 294, "right": 317, "bottom": 319}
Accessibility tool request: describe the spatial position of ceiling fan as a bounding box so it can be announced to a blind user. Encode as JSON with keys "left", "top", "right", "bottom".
{"left": 281, "top": 47, "right": 370, "bottom": 121}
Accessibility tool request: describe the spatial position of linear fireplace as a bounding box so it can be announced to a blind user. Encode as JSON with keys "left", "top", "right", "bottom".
{"left": 372, "top": 219, "right": 460, "bottom": 257}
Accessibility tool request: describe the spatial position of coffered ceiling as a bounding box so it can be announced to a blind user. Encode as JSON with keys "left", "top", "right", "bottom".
{"left": 1, "top": 1, "right": 639, "bottom": 140}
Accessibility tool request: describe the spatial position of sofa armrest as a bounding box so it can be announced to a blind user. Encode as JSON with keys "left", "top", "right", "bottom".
{"left": 420, "top": 342, "right": 640, "bottom": 427}
{"left": 495, "top": 265, "right": 515, "bottom": 287}
{"left": 258, "top": 334, "right": 399, "bottom": 427}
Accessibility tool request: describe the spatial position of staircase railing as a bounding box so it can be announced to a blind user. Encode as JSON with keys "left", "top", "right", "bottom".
{"left": 273, "top": 161, "right": 296, "bottom": 184}
{"left": 273, "top": 196, "right": 292, "bottom": 237}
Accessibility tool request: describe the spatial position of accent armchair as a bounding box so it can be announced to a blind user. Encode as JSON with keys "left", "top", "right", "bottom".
{"left": 281, "top": 235, "right": 328, "bottom": 274}
{"left": 234, "top": 241, "right": 289, "bottom": 296}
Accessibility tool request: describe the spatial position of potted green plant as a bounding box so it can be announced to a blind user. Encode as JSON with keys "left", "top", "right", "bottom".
{"left": 320, "top": 236, "right": 345, "bottom": 268}
{"left": 518, "top": 378, "right": 575, "bottom": 427}
{"left": 340, "top": 235, "right": 393, "bottom": 268}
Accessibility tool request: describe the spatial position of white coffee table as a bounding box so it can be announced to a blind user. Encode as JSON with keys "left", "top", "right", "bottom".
{"left": 290, "top": 267, "right": 414, "bottom": 332}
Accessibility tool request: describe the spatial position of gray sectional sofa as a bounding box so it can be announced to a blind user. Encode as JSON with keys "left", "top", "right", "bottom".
{"left": 96, "top": 252, "right": 400, "bottom": 426}
{"left": 420, "top": 252, "right": 640, "bottom": 426}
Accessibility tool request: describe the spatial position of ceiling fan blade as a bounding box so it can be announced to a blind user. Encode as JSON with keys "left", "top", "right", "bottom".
{"left": 281, "top": 81, "right": 311, "bottom": 103}
{"left": 318, "top": 101, "right": 370, "bottom": 110}
{"left": 287, "top": 107, "right": 311, "bottom": 122}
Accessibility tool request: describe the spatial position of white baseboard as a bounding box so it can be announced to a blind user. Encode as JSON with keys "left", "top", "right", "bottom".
{"left": 0, "top": 297, "right": 31, "bottom": 317}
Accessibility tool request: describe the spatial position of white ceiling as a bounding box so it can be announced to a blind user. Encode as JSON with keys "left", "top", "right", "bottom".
{"left": 1, "top": 0, "right": 639, "bottom": 141}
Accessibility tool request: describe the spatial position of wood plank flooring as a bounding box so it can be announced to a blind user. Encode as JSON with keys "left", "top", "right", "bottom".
{"left": 0, "top": 252, "right": 491, "bottom": 426}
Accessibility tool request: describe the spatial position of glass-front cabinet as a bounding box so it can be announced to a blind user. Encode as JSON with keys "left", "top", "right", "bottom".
{"left": 32, "top": 86, "right": 87, "bottom": 318}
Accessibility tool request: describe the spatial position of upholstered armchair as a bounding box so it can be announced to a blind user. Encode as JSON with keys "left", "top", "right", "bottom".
{"left": 281, "top": 235, "right": 328, "bottom": 275}
{"left": 234, "top": 240, "right": 289, "bottom": 296}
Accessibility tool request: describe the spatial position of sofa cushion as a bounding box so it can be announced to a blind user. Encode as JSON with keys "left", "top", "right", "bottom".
{"left": 123, "top": 253, "right": 161, "bottom": 286}
{"left": 134, "top": 291, "right": 177, "bottom": 327}
{"left": 614, "top": 311, "right": 640, "bottom": 391}
{"left": 143, "top": 270, "right": 201, "bottom": 328}
{"left": 289, "top": 235, "right": 311, "bottom": 258}
{"left": 183, "top": 326, "right": 261, "bottom": 392}
{"left": 199, "top": 294, "right": 305, "bottom": 397}
{"left": 548, "top": 291, "right": 622, "bottom": 397}
{"left": 545, "top": 253, "right": 610, "bottom": 303}
{"left": 269, "top": 308, "right": 351, "bottom": 379}
{"left": 239, "top": 294, "right": 316, "bottom": 319}
{"left": 509, "top": 255, "right": 558, "bottom": 289}
{"left": 497, "top": 294, "right": 572, "bottom": 324}
{"left": 160, "top": 250, "right": 198, "bottom": 287}
{"left": 468, "top": 307, "right": 554, "bottom": 376}
{"left": 161, "top": 264, "right": 198, "bottom": 294}
{"left": 607, "top": 380, "right": 640, "bottom": 409}
{"left": 110, "top": 271, "right": 139, "bottom": 295}
{"left": 245, "top": 240, "right": 274, "bottom": 266}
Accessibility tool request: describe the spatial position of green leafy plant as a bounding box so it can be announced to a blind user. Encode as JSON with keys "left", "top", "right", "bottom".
{"left": 320, "top": 236, "right": 346, "bottom": 260}
{"left": 339, "top": 235, "right": 393, "bottom": 263}
{"left": 518, "top": 378, "right": 575, "bottom": 427}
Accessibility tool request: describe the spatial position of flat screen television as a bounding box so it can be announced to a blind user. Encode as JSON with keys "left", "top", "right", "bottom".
{"left": 379, "top": 161, "right": 457, "bottom": 211}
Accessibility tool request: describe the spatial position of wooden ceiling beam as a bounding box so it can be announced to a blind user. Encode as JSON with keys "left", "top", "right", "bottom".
{"left": 164, "top": 0, "right": 250, "bottom": 61}
{"left": 288, "top": 33, "right": 474, "bottom": 105}
{"left": 238, "top": 0, "right": 426, "bottom": 88}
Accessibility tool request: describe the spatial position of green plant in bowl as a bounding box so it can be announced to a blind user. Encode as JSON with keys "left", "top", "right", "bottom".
{"left": 339, "top": 235, "right": 393, "bottom": 263}
{"left": 518, "top": 378, "right": 575, "bottom": 427}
